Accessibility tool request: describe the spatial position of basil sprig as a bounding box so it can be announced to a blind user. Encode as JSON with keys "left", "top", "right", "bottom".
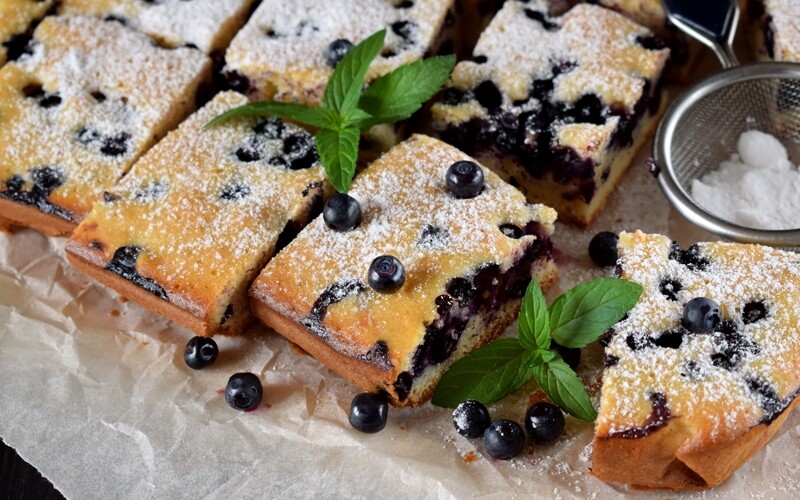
{"left": 207, "top": 30, "right": 456, "bottom": 193}
{"left": 432, "top": 277, "right": 642, "bottom": 421}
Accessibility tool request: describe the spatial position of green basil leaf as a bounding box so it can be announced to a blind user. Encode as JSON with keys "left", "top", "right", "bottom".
{"left": 322, "top": 30, "right": 385, "bottom": 113}
{"left": 204, "top": 102, "right": 331, "bottom": 128}
{"left": 356, "top": 55, "right": 456, "bottom": 129}
{"left": 431, "top": 338, "right": 535, "bottom": 408}
{"left": 518, "top": 278, "right": 550, "bottom": 351}
{"left": 315, "top": 126, "right": 359, "bottom": 193}
{"left": 549, "top": 278, "right": 643, "bottom": 349}
{"left": 531, "top": 357, "right": 597, "bottom": 421}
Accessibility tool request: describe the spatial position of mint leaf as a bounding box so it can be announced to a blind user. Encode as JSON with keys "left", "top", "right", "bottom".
{"left": 315, "top": 126, "right": 359, "bottom": 193}
{"left": 204, "top": 102, "right": 335, "bottom": 129}
{"left": 322, "top": 30, "right": 385, "bottom": 113}
{"left": 340, "top": 108, "right": 372, "bottom": 128}
{"left": 518, "top": 278, "right": 550, "bottom": 351}
{"left": 532, "top": 358, "right": 596, "bottom": 421}
{"left": 549, "top": 278, "right": 643, "bottom": 349}
{"left": 356, "top": 55, "right": 456, "bottom": 129}
{"left": 431, "top": 338, "right": 535, "bottom": 408}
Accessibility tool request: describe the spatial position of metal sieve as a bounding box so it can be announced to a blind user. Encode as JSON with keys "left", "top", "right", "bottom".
{"left": 653, "top": 0, "right": 800, "bottom": 246}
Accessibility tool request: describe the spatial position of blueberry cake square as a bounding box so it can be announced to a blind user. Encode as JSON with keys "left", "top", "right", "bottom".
{"left": 0, "top": 0, "right": 55, "bottom": 66}
{"left": 752, "top": 0, "right": 800, "bottom": 62}
{"left": 0, "top": 15, "right": 211, "bottom": 236}
{"left": 59, "top": 0, "right": 257, "bottom": 54}
{"left": 250, "top": 134, "right": 557, "bottom": 406}
{"left": 66, "top": 92, "right": 328, "bottom": 337}
{"left": 431, "top": 1, "right": 669, "bottom": 227}
{"left": 593, "top": 231, "right": 800, "bottom": 490}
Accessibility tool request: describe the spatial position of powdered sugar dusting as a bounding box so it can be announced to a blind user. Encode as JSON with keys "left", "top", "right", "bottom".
{"left": 224, "top": 0, "right": 453, "bottom": 102}
{"left": 59, "top": 0, "right": 256, "bottom": 53}
{"left": 764, "top": 0, "right": 800, "bottom": 62}
{"left": 254, "top": 134, "right": 556, "bottom": 366}
{"left": 69, "top": 91, "right": 327, "bottom": 323}
{"left": 0, "top": 15, "right": 210, "bottom": 220}
{"left": 598, "top": 231, "right": 800, "bottom": 444}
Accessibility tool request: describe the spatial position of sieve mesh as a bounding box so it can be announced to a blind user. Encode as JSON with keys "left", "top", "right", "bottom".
{"left": 669, "top": 76, "right": 800, "bottom": 195}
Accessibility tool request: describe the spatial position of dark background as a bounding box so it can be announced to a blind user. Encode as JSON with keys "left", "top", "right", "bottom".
{"left": 0, "top": 438, "right": 64, "bottom": 499}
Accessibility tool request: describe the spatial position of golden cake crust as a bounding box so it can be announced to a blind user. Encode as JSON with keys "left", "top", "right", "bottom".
{"left": 66, "top": 92, "right": 328, "bottom": 336}
{"left": 592, "top": 231, "right": 800, "bottom": 490}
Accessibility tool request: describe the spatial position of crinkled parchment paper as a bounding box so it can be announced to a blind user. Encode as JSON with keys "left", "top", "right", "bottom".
{"left": 1, "top": 151, "right": 799, "bottom": 499}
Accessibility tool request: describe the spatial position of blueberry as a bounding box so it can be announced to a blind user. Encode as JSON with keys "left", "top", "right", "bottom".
{"left": 682, "top": 297, "right": 721, "bottom": 333}
{"left": 323, "top": 193, "right": 362, "bottom": 231}
{"left": 225, "top": 372, "right": 263, "bottom": 411}
{"left": 349, "top": 392, "right": 389, "bottom": 433}
{"left": 524, "top": 402, "right": 565, "bottom": 443}
{"left": 473, "top": 80, "right": 502, "bottom": 112}
{"left": 588, "top": 231, "right": 618, "bottom": 267}
{"left": 452, "top": 400, "right": 491, "bottom": 438}
{"left": 483, "top": 419, "right": 525, "bottom": 459}
{"left": 184, "top": 336, "right": 219, "bottom": 369}
{"left": 446, "top": 160, "right": 484, "bottom": 199}
{"left": 326, "top": 39, "right": 354, "bottom": 67}
{"left": 743, "top": 301, "right": 768, "bottom": 324}
{"left": 368, "top": 255, "right": 405, "bottom": 293}
{"left": 551, "top": 340, "right": 580, "bottom": 369}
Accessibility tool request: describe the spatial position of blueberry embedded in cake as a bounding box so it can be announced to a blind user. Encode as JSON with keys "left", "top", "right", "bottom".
{"left": 0, "top": 15, "right": 211, "bottom": 235}
{"left": 249, "top": 134, "right": 558, "bottom": 407}
{"left": 0, "top": 0, "right": 55, "bottom": 66}
{"left": 431, "top": 0, "right": 669, "bottom": 227}
{"left": 752, "top": 0, "right": 800, "bottom": 62}
{"left": 59, "top": 0, "right": 257, "bottom": 54}
{"left": 593, "top": 231, "right": 800, "bottom": 490}
{"left": 65, "top": 92, "right": 328, "bottom": 337}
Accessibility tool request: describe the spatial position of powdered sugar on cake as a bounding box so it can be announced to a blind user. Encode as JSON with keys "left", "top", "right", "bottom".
{"left": 598, "top": 231, "right": 800, "bottom": 441}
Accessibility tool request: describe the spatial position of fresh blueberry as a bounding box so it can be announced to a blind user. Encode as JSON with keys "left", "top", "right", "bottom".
{"left": 368, "top": 255, "right": 405, "bottom": 293}
{"left": 452, "top": 400, "right": 491, "bottom": 438}
{"left": 446, "top": 160, "right": 484, "bottom": 199}
{"left": 588, "top": 231, "right": 619, "bottom": 267}
{"left": 682, "top": 297, "right": 721, "bottom": 333}
{"left": 326, "top": 39, "right": 354, "bottom": 67}
{"left": 551, "top": 340, "right": 580, "bottom": 369}
{"left": 323, "top": 193, "right": 362, "bottom": 231}
{"left": 524, "top": 402, "right": 565, "bottom": 443}
{"left": 184, "top": 336, "right": 219, "bottom": 369}
{"left": 349, "top": 392, "right": 389, "bottom": 433}
{"left": 483, "top": 419, "right": 525, "bottom": 459}
{"left": 225, "top": 372, "right": 263, "bottom": 411}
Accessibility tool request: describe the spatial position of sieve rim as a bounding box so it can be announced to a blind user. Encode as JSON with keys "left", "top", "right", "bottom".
{"left": 654, "top": 62, "right": 800, "bottom": 247}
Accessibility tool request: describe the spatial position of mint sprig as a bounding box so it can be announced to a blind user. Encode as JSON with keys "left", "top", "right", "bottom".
{"left": 431, "top": 277, "right": 643, "bottom": 421}
{"left": 206, "top": 29, "right": 456, "bottom": 193}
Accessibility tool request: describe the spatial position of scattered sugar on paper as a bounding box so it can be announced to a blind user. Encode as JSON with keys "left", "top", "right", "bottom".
{"left": 691, "top": 130, "right": 800, "bottom": 230}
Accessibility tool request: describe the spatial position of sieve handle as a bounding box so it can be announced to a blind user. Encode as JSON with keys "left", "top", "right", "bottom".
{"left": 663, "top": 0, "right": 740, "bottom": 68}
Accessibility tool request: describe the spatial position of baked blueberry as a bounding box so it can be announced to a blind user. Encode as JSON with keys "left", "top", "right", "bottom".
{"left": 743, "top": 301, "right": 768, "bottom": 324}
{"left": 326, "top": 39, "right": 354, "bottom": 67}
{"left": 452, "top": 400, "right": 491, "bottom": 438}
{"left": 349, "top": 392, "right": 389, "bottom": 433}
{"left": 483, "top": 419, "right": 525, "bottom": 459}
{"left": 446, "top": 160, "right": 484, "bottom": 199}
{"left": 588, "top": 231, "right": 619, "bottom": 267}
{"left": 184, "top": 336, "right": 219, "bottom": 369}
{"left": 225, "top": 372, "right": 263, "bottom": 411}
{"left": 323, "top": 193, "right": 362, "bottom": 231}
{"left": 368, "top": 255, "right": 405, "bottom": 293}
{"left": 524, "top": 402, "right": 565, "bottom": 443}
{"left": 682, "top": 297, "right": 721, "bottom": 333}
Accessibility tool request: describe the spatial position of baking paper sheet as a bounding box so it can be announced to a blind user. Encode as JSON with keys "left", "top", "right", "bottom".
{"left": 1, "top": 151, "right": 799, "bottom": 499}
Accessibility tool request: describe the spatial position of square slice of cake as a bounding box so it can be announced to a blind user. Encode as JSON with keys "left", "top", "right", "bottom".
{"left": 250, "top": 134, "right": 557, "bottom": 407}
{"left": 58, "top": 0, "right": 257, "bottom": 54}
{"left": 223, "top": 0, "right": 455, "bottom": 104}
{"left": 753, "top": 0, "right": 800, "bottom": 62}
{"left": 0, "top": 15, "right": 211, "bottom": 235}
{"left": 66, "top": 92, "right": 328, "bottom": 337}
{"left": 431, "top": 0, "right": 669, "bottom": 227}
{"left": 0, "top": 0, "right": 55, "bottom": 66}
{"left": 593, "top": 231, "right": 800, "bottom": 490}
